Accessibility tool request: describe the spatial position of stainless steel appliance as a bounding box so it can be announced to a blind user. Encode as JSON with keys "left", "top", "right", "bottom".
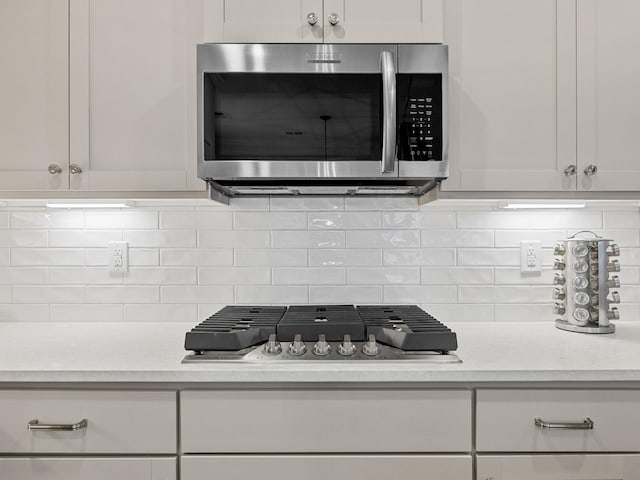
{"left": 197, "top": 43, "right": 448, "bottom": 204}
{"left": 553, "top": 231, "right": 620, "bottom": 334}
{"left": 183, "top": 305, "right": 460, "bottom": 363}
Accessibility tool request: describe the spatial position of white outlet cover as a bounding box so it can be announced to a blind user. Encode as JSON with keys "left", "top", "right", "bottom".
{"left": 108, "top": 241, "right": 128, "bottom": 273}
{"left": 520, "top": 240, "right": 542, "bottom": 274}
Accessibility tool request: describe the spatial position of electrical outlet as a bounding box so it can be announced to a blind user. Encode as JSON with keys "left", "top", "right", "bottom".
{"left": 521, "top": 240, "right": 542, "bottom": 273}
{"left": 108, "top": 241, "right": 128, "bottom": 273}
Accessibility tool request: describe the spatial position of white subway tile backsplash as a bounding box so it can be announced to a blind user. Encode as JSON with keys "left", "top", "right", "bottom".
{"left": 49, "top": 230, "right": 122, "bottom": 248}
{"left": 235, "top": 249, "right": 307, "bottom": 267}
{"left": 424, "top": 304, "right": 494, "bottom": 322}
{"left": 85, "top": 211, "right": 158, "bottom": 229}
{"left": 86, "top": 286, "right": 159, "bottom": 304}
{"left": 346, "top": 230, "right": 419, "bottom": 248}
{"left": 0, "top": 267, "right": 48, "bottom": 285}
{"left": 309, "top": 249, "right": 381, "bottom": 267}
{"left": 125, "top": 230, "right": 196, "bottom": 248}
{"left": 11, "top": 211, "right": 84, "bottom": 229}
{"left": 457, "top": 211, "right": 530, "bottom": 229}
{"left": 347, "top": 267, "right": 419, "bottom": 285}
{"left": 199, "top": 267, "right": 271, "bottom": 285}
{"left": 51, "top": 304, "right": 123, "bottom": 322}
{"left": 272, "top": 230, "right": 344, "bottom": 248}
{"left": 0, "top": 304, "right": 49, "bottom": 321}
{"left": 270, "top": 197, "right": 344, "bottom": 211}
{"left": 236, "top": 286, "right": 308, "bottom": 304}
{"left": 160, "top": 211, "right": 232, "bottom": 229}
{"left": 11, "top": 248, "right": 84, "bottom": 266}
{"left": 125, "top": 267, "right": 196, "bottom": 285}
{"left": 199, "top": 230, "right": 270, "bottom": 248}
{"left": 161, "top": 248, "right": 233, "bottom": 266}
{"left": 530, "top": 210, "right": 602, "bottom": 230}
{"left": 494, "top": 230, "right": 567, "bottom": 248}
{"left": 421, "top": 230, "right": 493, "bottom": 248}
{"left": 124, "top": 303, "right": 198, "bottom": 322}
{"left": 604, "top": 211, "right": 640, "bottom": 229}
{"left": 0, "top": 203, "right": 637, "bottom": 324}
{"left": 234, "top": 212, "right": 307, "bottom": 230}
{"left": 420, "top": 267, "right": 493, "bottom": 285}
{"left": 383, "top": 285, "right": 457, "bottom": 304}
{"left": 13, "top": 286, "right": 86, "bottom": 304}
{"left": 309, "top": 212, "right": 381, "bottom": 230}
{"left": 50, "top": 267, "right": 121, "bottom": 285}
{"left": 0, "top": 230, "right": 47, "bottom": 247}
{"left": 309, "top": 286, "right": 382, "bottom": 304}
{"left": 161, "top": 286, "right": 234, "bottom": 304}
{"left": 458, "top": 248, "right": 519, "bottom": 266}
{"left": 273, "top": 267, "right": 345, "bottom": 285}
{"left": 383, "top": 248, "right": 456, "bottom": 266}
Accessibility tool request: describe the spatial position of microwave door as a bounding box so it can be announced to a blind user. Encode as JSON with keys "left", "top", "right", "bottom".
{"left": 200, "top": 44, "right": 399, "bottom": 180}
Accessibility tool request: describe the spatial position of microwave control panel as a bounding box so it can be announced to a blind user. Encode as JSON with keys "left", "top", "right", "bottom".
{"left": 397, "top": 74, "right": 443, "bottom": 161}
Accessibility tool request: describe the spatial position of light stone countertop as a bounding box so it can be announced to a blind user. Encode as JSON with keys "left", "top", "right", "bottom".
{"left": 1, "top": 321, "right": 639, "bottom": 384}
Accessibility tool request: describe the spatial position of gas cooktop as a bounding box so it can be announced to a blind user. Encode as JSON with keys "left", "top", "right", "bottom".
{"left": 183, "top": 305, "right": 461, "bottom": 363}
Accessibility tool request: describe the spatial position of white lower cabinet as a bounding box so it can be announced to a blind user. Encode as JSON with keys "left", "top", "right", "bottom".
{"left": 182, "top": 455, "right": 471, "bottom": 480}
{"left": 0, "top": 457, "right": 175, "bottom": 480}
{"left": 477, "top": 455, "right": 640, "bottom": 480}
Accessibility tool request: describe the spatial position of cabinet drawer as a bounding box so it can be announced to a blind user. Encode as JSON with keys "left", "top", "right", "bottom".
{"left": 181, "top": 389, "right": 471, "bottom": 453}
{"left": 476, "top": 389, "right": 640, "bottom": 452}
{"left": 477, "top": 454, "right": 640, "bottom": 479}
{"left": 0, "top": 457, "right": 175, "bottom": 480}
{"left": 182, "top": 455, "right": 471, "bottom": 480}
{"left": 0, "top": 390, "right": 177, "bottom": 454}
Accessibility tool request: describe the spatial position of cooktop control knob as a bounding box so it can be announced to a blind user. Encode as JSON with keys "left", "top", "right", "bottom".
{"left": 263, "top": 333, "right": 282, "bottom": 355}
{"left": 312, "top": 334, "right": 331, "bottom": 356}
{"left": 288, "top": 333, "right": 307, "bottom": 356}
{"left": 337, "top": 334, "right": 357, "bottom": 356}
{"left": 362, "top": 334, "right": 380, "bottom": 356}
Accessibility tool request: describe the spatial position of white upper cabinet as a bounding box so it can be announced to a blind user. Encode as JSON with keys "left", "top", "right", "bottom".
{"left": 576, "top": 0, "right": 640, "bottom": 191}
{"left": 323, "top": 0, "right": 443, "bottom": 43}
{"left": 0, "top": 0, "right": 69, "bottom": 191}
{"left": 68, "top": 0, "right": 222, "bottom": 192}
{"left": 222, "top": 0, "right": 443, "bottom": 43}
{"left": 223, "top": 0, "right": 324, "bottom": 43}
{"left": 443, "top": 0, "right": 576, "bottom": 192}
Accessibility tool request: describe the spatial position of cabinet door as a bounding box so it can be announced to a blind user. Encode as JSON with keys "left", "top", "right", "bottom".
{"left": 443, "top": 0, "right": 576, "bottom": 191}
{"left": 577, "top": 0, "right": 640, "bottom": 191}
{"left": 182, "top": 455, "right": 471, "bottom": 480}
{"left": 477, "top": 455, "right": 640, "bottom": 480}
{"left": 0, "top": 457, "right": 175, "bottom": 480}
{"left": 323, "top": 0, "right": 443, "bottom": 43}
{"left": 69, "top": 0, "right": 221, "bottom": 192}
{"left": 223, "top": 0, "right": 323, "bottom": 42}
{"left": 0, "top": 0, "right": 69, "bottom": 191}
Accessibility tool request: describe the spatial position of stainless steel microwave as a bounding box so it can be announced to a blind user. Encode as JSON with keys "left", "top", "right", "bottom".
{"left": 197, "top": 43, "right": 448, "bottom": 203}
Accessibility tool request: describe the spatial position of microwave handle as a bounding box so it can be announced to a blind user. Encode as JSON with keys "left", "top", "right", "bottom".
{"left": 380, "top": 50, "right": 396, "bottom": 173}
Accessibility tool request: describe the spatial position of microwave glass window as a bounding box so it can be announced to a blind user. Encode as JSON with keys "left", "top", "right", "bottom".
{"left": 204, "top": 73, "right": 382, "bottom": 161}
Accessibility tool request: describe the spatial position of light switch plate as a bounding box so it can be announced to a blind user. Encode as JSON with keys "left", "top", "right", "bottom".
{"left": 521, "top": 240, "right": 542, "bottom": 273}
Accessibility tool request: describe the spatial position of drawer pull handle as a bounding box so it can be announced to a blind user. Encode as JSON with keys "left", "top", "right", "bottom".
{"left": 534, "top": 417, "right": 593, "bottom": 430}
{"left": 28, "top": 418, "right": 88, "bottom": 432}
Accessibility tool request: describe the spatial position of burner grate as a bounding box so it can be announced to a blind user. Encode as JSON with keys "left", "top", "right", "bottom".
{"left": 184, "top": 306, "right": 286, "bottom": 351}
{"left": 356, "top": 305, "right": 457, "bottom": 352}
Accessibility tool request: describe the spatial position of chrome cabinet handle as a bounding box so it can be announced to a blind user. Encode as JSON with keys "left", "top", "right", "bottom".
{"left": 48, "top": 164, "right": 63, "bottom": 175}
{"left": 28, "top": 418, "right": 88, "bottom": 432}
{"left": 564, "top": 165, "right": 577, "bottom": 176}
{"left": 328, "top": 13, "right": 340, "bottom": 25}
{"left": 380, "top": 50, "right": 396, "bottom": 173}
{"left": 306, "top": 12, "right": 318, "bottom": 25}
{"left": 584, "top": 164, "right": 598, "bottom": 176}
{"left": 69, "top": 163, "right": 83, "bottom": 175}
{"left": 534, "top": 417, "right": 593, "bottom": 430}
